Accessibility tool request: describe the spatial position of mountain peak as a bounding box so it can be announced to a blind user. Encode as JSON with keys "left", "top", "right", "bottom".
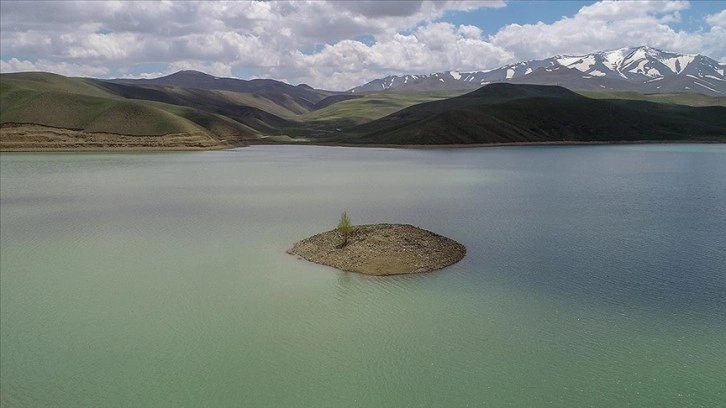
{"left": 470, "top": 83, "right": 582, "bottom": 100}
{"left": 167, "top": 70, "right": 214, "bottom": 78}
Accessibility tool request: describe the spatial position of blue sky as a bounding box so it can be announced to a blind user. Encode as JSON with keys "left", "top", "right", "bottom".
{"left": 1, "top": 1, "right": 724, "bottom": 90}
{"left": 449, "top": 1, "right": 724, "bottom": 34}
{"left": 448, "top": 1, "right": 594, "bottom": 33}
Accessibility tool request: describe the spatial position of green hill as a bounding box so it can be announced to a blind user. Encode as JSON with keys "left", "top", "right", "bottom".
{"left": 1, "top": 88, "right": 200, "bottom": 136}
{"left": 1, "top": 72, "right": 259, "bottom": 143}
{"left": 578, "top": 91, "right": 726, "bottom": 107}
{"left": 0, "top": 72, "right": 115, "bottom": 98}
{"left": 301, "top": 90, "right": 464, "bottom": 124}
{"left": 109, "top": 70, "right": 335, "bottom": 113}
{"left": 3, "top": 72, "right": 724, "bottom": 150}
{"left": 281, "top": 90, "right": 465, "bottom": 139}
{"left": 338, "top": 84, "right": 726, "bottom": 145}
{"left": 91, "top": 80, "right": 299, "bottom": 133}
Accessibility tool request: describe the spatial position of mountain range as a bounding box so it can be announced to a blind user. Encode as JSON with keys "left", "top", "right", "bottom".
{"left": 108, "top": 70, "right": 339, "bottom": 113}
{"left": 1, "top": 46, "right": 725, "bottom": 150}
{"left": 349, "top": 46, "right": 726, "bottom": 96}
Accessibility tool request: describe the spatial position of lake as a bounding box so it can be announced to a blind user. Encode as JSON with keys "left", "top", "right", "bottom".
{"left": 1, "top": 144, "right": 725, "bottom": 407}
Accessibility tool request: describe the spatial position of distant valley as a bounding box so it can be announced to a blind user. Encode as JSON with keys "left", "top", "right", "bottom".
{"left": 1, "top": 46, "right": 724, "bottom": 150}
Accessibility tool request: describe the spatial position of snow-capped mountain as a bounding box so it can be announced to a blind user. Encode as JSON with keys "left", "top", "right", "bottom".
{"left": 349, "top": 46, "right": 726, "bottom": 95}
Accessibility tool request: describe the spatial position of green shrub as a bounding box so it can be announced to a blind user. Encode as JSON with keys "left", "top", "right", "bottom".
{"left": 337, "top": 211, "right": 353, "bottom": 248}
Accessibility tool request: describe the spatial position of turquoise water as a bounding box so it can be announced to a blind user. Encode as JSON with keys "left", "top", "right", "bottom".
{"left": 1, "top": 145, "right": 725, "bottom": 407}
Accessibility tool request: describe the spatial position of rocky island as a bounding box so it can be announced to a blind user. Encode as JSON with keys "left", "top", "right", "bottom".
{"left": 287, "top": 223, "right": 466, "bottom": 276}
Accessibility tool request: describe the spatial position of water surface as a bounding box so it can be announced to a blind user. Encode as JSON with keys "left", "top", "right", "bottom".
{"left": 1, "top": 145, "right": 725, "bottom": 407}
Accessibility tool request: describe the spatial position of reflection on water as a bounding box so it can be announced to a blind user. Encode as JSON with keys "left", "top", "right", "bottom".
{"left": 1, "top": 145, "right": 725, "bottom": 407}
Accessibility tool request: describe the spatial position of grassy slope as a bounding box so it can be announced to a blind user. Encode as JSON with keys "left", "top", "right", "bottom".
{"left": 3, "top": 72, "right": 724, "bottom": 148}
{"left": 301, "top": 90, "right": 466, "bottom": 125}
{"left": 92, "top": 80, "right": 302, "bottom": 120}
{"left": 1, "top": 73, "right": 257, "bottom": 140}
{"left": 578, "top": 91, "right": 726, "bottom": 107}
{"left": 282, "top": 90, "right": 467, "bottom": 139}
{"left": 89, "top": 80, "right": 299, "bottom": 135}
{"left": 109, "top": 71, "right": 335, "bottom": 113}
{"left": 296, "top": 88, "right": 723, "bottom": 134}
{"left": 340, "top": 84, "right": 726, "bottom": 145}
{"left": 1, "top": 88, "right": 200, "bottom": 135}
{"left": 0, "top": 72, "right": 115, "bottom": 98}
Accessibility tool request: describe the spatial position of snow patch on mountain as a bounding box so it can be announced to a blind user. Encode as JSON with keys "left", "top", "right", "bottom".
{"left": 602, "top": 48, "right": 629, "bottom": 69}
{"left": 557, "top": 56, "right": 582, "bottom": 66}
{"left": 663, "top": 55, "right": 695, "bottom": 74}
{"left": 623, "top": 47, "right": 648, "bottom": 68}
{"left": 569, "top": 56, "right": 596, "bottom": 72}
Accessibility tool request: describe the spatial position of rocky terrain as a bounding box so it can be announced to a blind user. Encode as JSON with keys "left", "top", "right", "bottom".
{"left": 0, "top": 124, "right": 235, "bottom": 151}
{"left": 287, "top": 224, "right": 466, "bottom": 276}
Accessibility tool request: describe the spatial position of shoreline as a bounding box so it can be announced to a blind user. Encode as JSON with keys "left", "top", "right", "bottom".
{"left": 0, "top": 123, "right": 248, "bottom": 152}
{"left": 2, "top": 124, "right": 723, "bottom": 152}
{"left": 4, "top": 139, "right": 723, "bottom": 153}
{"left": 257, "top": 139, "right": 726, "bottom": 150}
{"left": 0, "top": 145, "right": 240, "bottom": 152}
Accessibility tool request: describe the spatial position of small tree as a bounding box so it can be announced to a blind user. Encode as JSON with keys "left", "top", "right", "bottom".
{"left": 337, "top": 211, "right": 353, "bottom": 248}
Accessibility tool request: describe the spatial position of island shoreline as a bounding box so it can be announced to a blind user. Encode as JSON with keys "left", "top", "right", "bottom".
{"left": 287, "top": 223, "right": 466, "bottom": 276}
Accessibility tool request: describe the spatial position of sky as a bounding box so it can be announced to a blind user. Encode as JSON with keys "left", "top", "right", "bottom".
{"left": 1, "top": 0, "right": 724, "bottom": 90}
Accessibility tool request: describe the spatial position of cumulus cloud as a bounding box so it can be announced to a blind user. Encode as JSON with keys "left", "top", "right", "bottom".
{"left": 489, "top": 0, "right": 723, "bottom": 62}
{"left": 703, "top": 10, "right": 726, "bottom": 57}
{"left": 0, "top": 0, "right": 723, "bottom": 90}
{"left": 492, "top": 1, "right": 681, "bottom": 57}
{"left": 0, "top": 0, "right": 506, "bottom": 88}
{"left": 337, "top": 1, "right": 425, "bottom": 18}
{"left": 706, "top": 10, "right": 726, "bottom": 28}
{"left": 0, "top": 58, "right": 110, "bottom": 77}
{"left": 285, "top": 22, "right": 512, "bottom": 90}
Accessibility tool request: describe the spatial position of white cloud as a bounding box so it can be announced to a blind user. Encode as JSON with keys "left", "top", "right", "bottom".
{"left": 706, "top": 10, "right": 726, "bottom": 28}
{"left": 492, "top": 1, "right": 679, "bottom": 57}
{"left": 120, "top": 71, "right": 173, "bottom": 80}
{"left": 0, "top": 1, "right": 503, "bottom": 51}
{"left": 286, "top": 22, "right": 512, "bottom": 89}
{"left": 0, "top": 0, "right": 723, "bottom": 90}
{"left": 65, "top": 32, "right": 141, "bottom": 60}
{"left": 704, "top": 10, "right": 726, "bottom": 60}
{"left": 458, "top": 25, "right": 484, "bottom": 40}
{"left": 0, "top": 58, "right": 110, "bottom": 77}
{"left": 488, "top": 0, "right": 724, "bottom": 63}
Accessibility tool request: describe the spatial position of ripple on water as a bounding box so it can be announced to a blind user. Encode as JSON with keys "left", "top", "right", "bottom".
{"left": 1, "top": 145, "right": 725, "bottom": 407}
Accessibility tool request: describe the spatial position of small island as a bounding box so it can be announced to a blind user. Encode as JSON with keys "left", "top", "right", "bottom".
{"left": 287, "top": 222, "right": 466, "bottom": 276}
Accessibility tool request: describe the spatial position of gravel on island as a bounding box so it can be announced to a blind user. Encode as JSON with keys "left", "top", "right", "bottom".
{"left": 287, "top": 223, "right": 466, "bottom": 276}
